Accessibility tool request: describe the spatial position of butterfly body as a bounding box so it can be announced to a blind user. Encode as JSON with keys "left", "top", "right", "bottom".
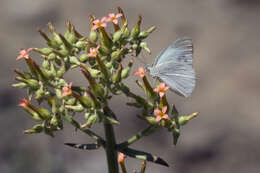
{"left": 146, "top": 37, "right": 196, "bottom": 97}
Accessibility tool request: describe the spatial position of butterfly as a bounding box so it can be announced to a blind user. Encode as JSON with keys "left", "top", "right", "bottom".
{"left": 146, "top": 37, "right": 196, "bottom": 97}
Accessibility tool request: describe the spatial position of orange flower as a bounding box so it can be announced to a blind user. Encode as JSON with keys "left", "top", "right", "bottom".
{"left": 154, "top": 106, "right": 169, "bottom": 122}
{"left": 62, "top": 82, "right": 73, "bottom": 97}
{"left": 93, "top": 17, "right": 107, "bottom": 30}
{"left": 16, "top": 48, "right": 34, "bottom": 60}
{"left": 134, "top": 67, "right": 145, "bottom": 78}
{"left": 118, "top": 152, "right": 127, "bottom": 163}
{"left": 154, "top": 83, "right": 170, "bottom": 98}
{"left": 106, "top": 13, "right": 123, "bottom": 25}
{"left": 18, "top": 98, "right": 30, "bottom": 108}
{"left": 87, "top": 45, "right": 100, "bottom": 58}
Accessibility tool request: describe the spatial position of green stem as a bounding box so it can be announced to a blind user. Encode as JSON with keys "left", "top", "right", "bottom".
{"left": 104, "top": 122, "right": 119, "bottom": 173}
{"left": 117, "top": 125, "right": 158, "bottom": 149}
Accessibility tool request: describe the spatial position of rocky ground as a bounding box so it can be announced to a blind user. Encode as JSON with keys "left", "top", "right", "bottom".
{"left": 1, "top": 0, "right": 260, "bottom": 173}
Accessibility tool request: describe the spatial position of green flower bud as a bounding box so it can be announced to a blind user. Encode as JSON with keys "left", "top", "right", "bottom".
{"left": 123, "top": 27, "right": 130, "bottom": 38}
{"left": 113, "top": 30, "right": 123, "bottom": 42}
{"left": 112, "top": 64, "right": 122, "bottom": 83}
{"left": 75, "top": 40, "right": 86, "bottom": 49}
{"left": 12, "top": 82, "right": 27, "bottom": 88}
{"left": 37, "top": 108, "right": 52, "bottom": 120}
{"left": 138, "top": 26, "right": 156, "bottom": 39}
{"left": 178, "top": 112, "right": 199, "bottom": 126}
{"left": 172, "top": 128, "right": 180, "bottom": 145}
{"left": 140, "top": 42, "right": 151, "bottom": 54}
{"left": 56, "top": 65, "right": 66, "bottom": 78}
{"left": 65, "top": 98, "right": 76, "bottom": 105}
{"left": 89, "top": 30, "right": 98, "bottom": 42}
{"left": 121, "top": 59, "right": 133, "bottom": 79}
{"left": 56, "top": 89, "right": 62, "bottom": 99}
{"left": 78, "top": 96, "right": 94, "bottom": 108}
{"left": 47, "top": 53, "right": 56, "bottom": 60}
{"left": 42, "top": 60, "right": 50, "bottom": 69}
{"left": 69, "top": 56, "right": 80, "bottom": 65}
{"left": 105, "top": 61, "right": 113, "bottom": 69}
{"left": 65, "top": 104, "right": 84, "bottom": 112}
{"left": 34, "top": 48, "right": 52, "bottom": 56}
{"left": 132, "top": 43, "right": 138, "bottom": 50}
{"left": 13, "top": 69, "right": 32, "bottom": 79}
{"left": 24, "top": 124, "right": 44, "bottom": 134}
{"left": 144, "top": 116, "right": 157, "bottom": 125}
{"left": 131, "top": 15, "right": 142, "bottom": 39}
{"left": 26, "top": 79, "right": 40, "bottom": 89}
{"left": 50, "top": 115, "right": 58, "bottom": 126}
{"left": 79, "top": 53, "right": 88, "bottom": 62}
{"left": 85, "top": 113, "right": 99, "bottom": 127}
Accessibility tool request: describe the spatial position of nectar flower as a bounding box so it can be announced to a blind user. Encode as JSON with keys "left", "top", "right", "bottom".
{"left": 18, "top": 98, "right": 30, "bottom": 108}
{"left": 134, "top": 67, "right": 145, "bottom": 78}
{"left": 154, "top": 83, "right": 170, "bottom": 98}
{"left": 107, "top": 13, "right": 123, "bottom": 25}
{"left": 16, "top": 48, "right": 34, "bottom": 60}
{"left": 93, "top": 17, "right": 107, "bottom": 30}
{"left": 154, "top": 106, "right": 169, "bottom": 122}
{"left": 118, "top": 152, "right": 127, "bottom": 163}
{"left": 87, "top": 46, "right": 100, "bottom": 58}
{"left": 62, "top": 82, "right": 73, "bottom": 97}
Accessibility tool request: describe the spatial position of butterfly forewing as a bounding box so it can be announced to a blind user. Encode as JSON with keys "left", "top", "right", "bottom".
{"left": 149, "top": 37, "right": 196, "bottom": 97}
{"left": 153, "top": 37, "right": 193, "bottom": 66}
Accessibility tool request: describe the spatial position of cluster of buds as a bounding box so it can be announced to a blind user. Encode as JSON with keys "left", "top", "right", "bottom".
{"left": 13, "top": 7, "right": 198, "bottom": 168}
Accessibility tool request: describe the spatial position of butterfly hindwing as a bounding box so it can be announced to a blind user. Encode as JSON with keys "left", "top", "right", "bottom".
{"left": 152, "top": 61, "right": 196, "bottom": 97}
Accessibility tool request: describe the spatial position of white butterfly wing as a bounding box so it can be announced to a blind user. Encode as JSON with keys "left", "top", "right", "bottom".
{"left": 153, "top": 37, "right": 193, "bottom": 67}
{"left": 152, "top": 61, "right": 196, "bottom": 97}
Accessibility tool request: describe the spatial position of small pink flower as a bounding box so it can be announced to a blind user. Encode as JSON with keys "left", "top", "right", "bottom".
{"left": 106, "top": 13, "right": 123, "bottom": 25}
{"left": 134, "top": 67, "right": 145, "bottom": 78}
{"left": 154, "top": 106, "right": 169, "bottom": 122}
{"left": 16, "top": 48, "right": 34, "bottom": 60}
{"left": 87, "top": 45, "right": 100, "bottom": 58}
{"left": 154, "top": 83, "right": 170, "bottom": 98}
{"left": 18, "top": 98, "right": 30, "bottom": 108}
{"left": 62, "top": 82, "right": 73, "bottom": 97}
{"left": 118, "top": 152, "right": 127, "bottom": 163}
{"left": 93, "top": 17, "right": 107, "bottom": 30}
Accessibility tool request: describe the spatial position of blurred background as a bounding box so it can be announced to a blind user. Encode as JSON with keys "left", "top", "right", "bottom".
{"left": 1, "top": 0, "right": 260, "bottom": 172}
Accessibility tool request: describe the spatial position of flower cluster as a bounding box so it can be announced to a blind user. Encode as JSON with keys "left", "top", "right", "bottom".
{"left": 13, "top": 6, "right": 198, "bottom": 172}
{"left": 93, "top": 13, "right": 123, "bottom": 30}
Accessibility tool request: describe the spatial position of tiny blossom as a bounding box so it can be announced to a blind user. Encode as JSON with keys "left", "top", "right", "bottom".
{"left": 18, "top": 98, "right": 30, "bottom": 108}
{"left": 93, "top": 17, "right": 107, "bottom": 30}
{"left": 154, "top": 106, "right": 169, "bottom": 122}
{"left": 154, "top": 83, "right": 170, "bottom": 98}
{"left": 134, "top": 67, "right": 145, "bottom": 78}
{"left": 106, "top": 13, "right": 123, "bottom": 25}
{"left": 87, "top": 45, "right": 100, "bottom": 58}
{"left": 16, "top": 48, "right": 34, "bottom": 60}
{"left": 62, "top": 82, "right": 73, "bottom": 97}
{"left": 118, "top": 152, "right": 127, "bottom": 163}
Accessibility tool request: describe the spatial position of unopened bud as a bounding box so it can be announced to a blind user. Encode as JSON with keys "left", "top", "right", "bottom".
{"left": 140, "top": 42, "right": 151, "bottom": 54}
{"left": 178, "top": 112, "right": 199, "bottom": 126}
{"left": 34, "top": 48, "right": 52, "bottom": 56}
{"left": 89, "top": 30, "right": 98, "bottom": 42}
{"left": 24, "top": 124, "right": 44, "bottom": 134}
{"left": 113, "top": 30, "right": 123, "bottom": 42}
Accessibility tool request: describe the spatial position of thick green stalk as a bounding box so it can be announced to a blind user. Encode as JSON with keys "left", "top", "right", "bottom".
{"left": 104, "top": 122, "right": 119, "bottom": 173}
